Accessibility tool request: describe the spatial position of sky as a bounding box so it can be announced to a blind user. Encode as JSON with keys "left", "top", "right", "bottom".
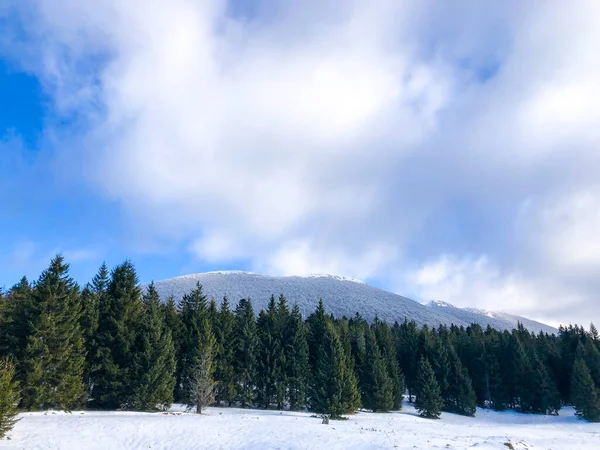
{"left": 1, "top": 0, "right": 599, "bottom": 327}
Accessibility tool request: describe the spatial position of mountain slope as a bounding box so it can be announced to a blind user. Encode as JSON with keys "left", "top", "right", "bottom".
{"left": 151, "top": 271, "right": 556, "bottom": 334}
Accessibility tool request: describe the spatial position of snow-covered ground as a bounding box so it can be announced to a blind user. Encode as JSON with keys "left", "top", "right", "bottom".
{"left": 1, "top": 402, "right": 598, "bottom": 450}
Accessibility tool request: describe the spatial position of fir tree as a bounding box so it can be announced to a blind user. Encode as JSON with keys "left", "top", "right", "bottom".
{"left": 396, "top": 319, "right": 419, "bottom": 402}
{"left": 444, "top": 346, "right": 476, "bottom": 416}
{"left": 286, "top": 304, "right": 309, "bottom": 411}
{"left": 361, "top": 328, "right": 393, "bottom": 412}
{"left": 177, "top": 282, "right": 209, "bottom": 402}
{"left": 215, "top": 297, "right": 236, "bottom": 406}
{"left": 374, "top": 320, "right": 404, "bottom": 410}
{"left": 130, "top": 283, "right": 176, "bottom": 410}
{"left": 92, "top": 261, "right": 144, "bottom": 409}
{"left": 0, "top": 358, "right": 20, "bottom": 439}
{"left": 162, "top": 295, "right": 182, "bottom": 353}
{"left": 233, "top": 298, "right": 258, "bottom": 407}
{"left": 415, "top": 357, "right": 443, "bottom": 419}
{"left": 21, "top": 255, "right": 86, "bottom": 411}
{"left": 571, "top": 357, "right": 600, "bottom": 422}
{"left": 526, "top": 351, "right": 560, "bottom": 415}
{"left": 256, "top": 296, "right": 285, "bottom": 409}
{"left": 311, "top": 321, "right": 360, "bottom": 418}
{"left": 0, "top": 277, "right": 34, "bottom": 366}
{"left": 80, "top": 262, "right": 107, "bottom": 397}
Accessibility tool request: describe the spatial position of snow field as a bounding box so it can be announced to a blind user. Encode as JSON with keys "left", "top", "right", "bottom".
{"left": 1, "top": 402, "right": 597, "bottom": 450}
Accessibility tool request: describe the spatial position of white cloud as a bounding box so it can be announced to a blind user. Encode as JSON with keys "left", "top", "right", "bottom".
{"left": 4, "top": 0, "right": 600, "bottom": 325}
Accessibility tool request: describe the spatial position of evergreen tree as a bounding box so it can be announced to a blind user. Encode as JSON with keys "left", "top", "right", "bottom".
{"left": 215, "top": 297, "right": 236, "bottom": 406}
{"left": 571, "top": 357, "right": 600, "bottom": 422}
{"left": 311, "top": 321, "right": 360, "bottom": 417}
{"left": 0, "top": 358, "right": 19, "bottom": 439}
{"left": 374, "top": 320, "right": 404, "bottom": 410}
{"left": 233, "top": 298, "right": 258, "bottom": 407}
{"left": 526, "top": 350, "right": 560, "bottom": 415}
{"left": 415, "top": 357, "right": 443, "bottom": 419}
{"left": 361, "top": 328, "right": 393, "bottom": 412}
{"left": 286, "top": 304, "right": 309, "bottom": 411}
{"left": 162, "top": 295, "right": 182, "bottom": 349}
{"left": 444, "top": 346, "right": 476, "bottom": 416}
{"left": 0, "top": 277, "right": 34, "bottom": 366}
{"left": 256, "top": 296, "right": 285, "bottom": 409}
{"left": 92, "top": 261, "right": 144, "bottom": 409}
{"left": 21, "top": 255, "right": 86, "bottom": 410}
{"left": 80, "top": 263, "right": 107, "bottom": 397}
{"left": 130, "top": 283, "right": 176, "bottom": 410}
{"left": 177, "top": 282, "right": 209, "bottom": 402}
{"left": 396, "top": 319, "right": 419, "bottom": 401}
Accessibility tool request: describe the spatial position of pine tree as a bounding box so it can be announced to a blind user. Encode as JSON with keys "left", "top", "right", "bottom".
{"left": 0, "top": 358, "right": 20, "bottom": 439}
{"left": 215, "top": 297, "right": 236, "bottom": 406}
{"left": 129, "top": 283, "right": 176, "bottom": 410}
{"left": 286, "top": 304, "right": 309, "bottom": 411}
{"left": 21, "top": 255, "right": 86, "bottom": 411}
{"left": 361, "top": 328, "right": 393, "bottom": 412}
{"left": 415, "top": 357, "right": 443, "bottom": 419}
{"left": 92, "top": 261, "right": 144, "bottom": 409}
{"left": 571, "top": 357, "right": 600, "bottom": 422}
{"left": 177, "top": 282, "right": 209, "bottom": 402}
{"left": 256, "top": 296, "right": 285, "bottom": 409}
{"left": 444, "top": 346, "right": 476, "bottom": 416}
{"left": 526, "top": 351, "right": 560, "bottom": 415}
{"left": 0, "top": 277, "right": 34, "bottom": 366}
{"left": 233, "top": 298, "right": 258, "bottom": 407}
{"left": 311, "top": 321, "right": 360, "bottom": 418}
{"left": 374, "top": 320, "right": 404, "bottom": 410}
{"left": 81, "top": 263, "right": 107, "bottom": 397}
{"left": 396, "top": 319, "right": 419, "bottom": 402}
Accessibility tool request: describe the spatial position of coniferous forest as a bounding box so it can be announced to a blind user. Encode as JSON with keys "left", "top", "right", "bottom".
{"left": 1, "top": 256, "right": 599, "bottom": 438}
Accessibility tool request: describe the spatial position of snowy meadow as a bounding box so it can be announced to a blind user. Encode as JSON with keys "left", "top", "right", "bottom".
{"left": 1, "top": 402, "right": 598, "bottom": 450}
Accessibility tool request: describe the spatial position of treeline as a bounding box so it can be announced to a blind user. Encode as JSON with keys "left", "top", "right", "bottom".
{"left": 0, "top": 256, "right": 599, "bottom": 438}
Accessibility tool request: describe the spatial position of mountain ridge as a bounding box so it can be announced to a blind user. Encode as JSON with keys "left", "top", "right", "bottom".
{"left": 151, "top": 271, "right": 557, "bottom": 334}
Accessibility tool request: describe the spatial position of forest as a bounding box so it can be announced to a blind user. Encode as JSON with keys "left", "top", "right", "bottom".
{"left": 0, "top": 255, "right": 599, "bottom": 439}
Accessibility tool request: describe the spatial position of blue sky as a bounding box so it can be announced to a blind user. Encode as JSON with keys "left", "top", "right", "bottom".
{"left": 1, "top": 1, "right": 599, "bottom": 326}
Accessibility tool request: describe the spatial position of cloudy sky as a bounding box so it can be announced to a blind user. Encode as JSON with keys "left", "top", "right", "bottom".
{"left": 1, "top": 0, "right": 599, "bottom": 327}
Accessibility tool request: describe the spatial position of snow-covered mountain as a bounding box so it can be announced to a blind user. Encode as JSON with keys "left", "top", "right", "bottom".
{"left": 151, "top": 271, "right": 556, "bottom": 334}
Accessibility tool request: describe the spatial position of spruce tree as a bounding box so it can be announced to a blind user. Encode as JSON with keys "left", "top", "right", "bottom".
{"left": 444, "top": 346, "right": 476, "bottom": 416}
{"left": 571, "top": 357, "right": 600, "bottom": 422}
{"left": 374, "top": 320, "right": 404, "bottom": 410}
{"left": 361, "top": 328, "right": 393, "bottom": 412}
{"left": 162, "top": 295, "right": 182, "bottom": 354}
{"left": 526, "top": 351, "right": 560, "bottom": 415}
{"left": 396, "top": 319, "right": 419, "bottom": 402}
{"left": 21, "top": 255, "right": 86, "bottom": 411}
{"left": 311, "top": 321, "right": 360, "bottom": 418}
{"left": 80, "top": 263, "right": 106, "bottom": 397}
{"left": 256, "top": 296, "right": 285, "bottom": 409}
{"left": 286, "top": 304, "right": 309, "bottom": 411}
{"left": 0, "top": 358, "right": 20, "bottom": 439}
{"left": 0, "top": 277, "right": 34, "bottom": 366}
{"left": 130, "top": 283, "right": 176, "bottom": 410}
{"left": 92, "top": 261, "right": 144, "bottom": 409}
{"left": 415, "top": 357, "right": 443, "bottom": 419}
{"left": 177, "top": 282, "right": 209, "bottom": 402}
{"left": 215, "top": 297, "right": 236, "bottom": 406}
{"left": 233, "top": 298, "right": 258, "bottom": 407}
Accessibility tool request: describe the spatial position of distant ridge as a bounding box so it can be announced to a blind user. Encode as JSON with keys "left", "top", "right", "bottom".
{"left": 151, "top": 271, "right": 557, "bottom": 334}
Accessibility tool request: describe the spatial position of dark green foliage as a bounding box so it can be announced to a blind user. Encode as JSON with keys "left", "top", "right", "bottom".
{"left": 80, "top": 263, "right": 106, "bottom": 396}
{"left": 310, "top": 320, "right": 361, "bottom": 417}
{"left": 233, "top": 298, "right": 258, "bottom": 407}
{"left": 571, "top": 357, "right": 600, "bottom": 422}
{"left": 374, "top": 320, "right": 405, "bottom": 410}
{"left": 360, "top": 328, "right": 393, "bottom": 412}
{"left": 214, "top": 297, "right": 236, "bottom": 406}
{"left": 21, "top": 255, "right": 86, "bottom": 411}
{"left": 415, "top": 357, "right": 443, "bottom": 419}
{"left": 177, "top": 282, "right": 209, "bottom": 402}
{"left": 286, "top": 304, "right": 309, "bottom": 410}
{"left": 92, "top": 261, "right": 144, "bottom": 409}
{"left": 395, "top": 319, "right": 419, "bottom": 402}
{"left": 256, "top": 296, "right": 286, "bottom": 409}
{"left": 130, "top": 283, "right": 176, "bottom": 410}
{"left": 444, "top": 346, "right": 476, "bottom": 416}
{"left": 0, "top": 277, "right": 34, "bottom": 365}
{"left": 0, "top": 358, "right": 20, "bottom": 439}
